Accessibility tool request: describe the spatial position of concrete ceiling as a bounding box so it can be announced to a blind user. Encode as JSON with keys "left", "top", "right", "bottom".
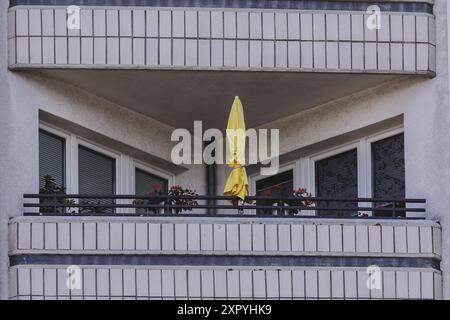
{"left": 39, "top": 69, "right": 398, "bottom": 130}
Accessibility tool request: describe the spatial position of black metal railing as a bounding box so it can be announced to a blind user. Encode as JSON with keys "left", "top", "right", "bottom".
{"left": 23, "top": 194, "right": 426, "bottom": 219}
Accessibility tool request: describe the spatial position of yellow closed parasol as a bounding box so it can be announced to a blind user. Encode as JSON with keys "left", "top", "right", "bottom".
{"left": 223, "top": 96, "right": 249, "bottom": 201}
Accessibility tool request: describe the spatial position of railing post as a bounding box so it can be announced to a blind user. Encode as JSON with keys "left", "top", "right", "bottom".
{"left": 392, "top": 201, "right": 396, "bottom": 218}
{"left": 164, "top": 196, "right": 170, "bottom": 215}
{"left": 278, "top": 196, "right": 283, "bottom": 216}
{"left": 234, "top": 198, "right": 242, "bottom": 215}
{"left": 53, "top": 195, "right": 57, "bottom": 215}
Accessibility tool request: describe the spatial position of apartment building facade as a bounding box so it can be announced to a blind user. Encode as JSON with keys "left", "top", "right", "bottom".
{"left": 0, "top": 0, "right": 448, "bottom": 299}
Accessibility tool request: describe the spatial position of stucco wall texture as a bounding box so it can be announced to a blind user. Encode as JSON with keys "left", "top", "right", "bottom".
{"left": 1, "top": 0, "right": 450, "bottom": 299}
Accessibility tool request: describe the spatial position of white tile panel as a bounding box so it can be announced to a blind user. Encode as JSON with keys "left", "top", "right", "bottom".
{"left": 262, "top": 12, "right": 275, "bottom": 40}
{"left": 133, "top": 10, "right": 146, "bottom": 37}
{"left": 300, "top": 13, "right": 313, "bottom": 41}
{"left": 338, "top": 14, "right": 351, "bottom": 41}
{"left": 313, "top": 13, "right": 328, "bottom": 41}
{"left": 42, "top": 9, "right": 55, "bottom": 36}
{"left": 326, "top": 14, "right": 338, "bottom": 41}
{"left": 287, "top": 12, "right": 299, "bottom": 40}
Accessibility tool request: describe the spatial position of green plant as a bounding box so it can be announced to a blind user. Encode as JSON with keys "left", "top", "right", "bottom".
{"left": 133, "top": 184, "right": 166, "bottom": 214}
{"left": 39, "top": 175, "right": 75, "bottom": 213}
{"left": 283, "top": 188, "right": 314, "bottom": 215}
{"left": 132, "top": 184, "right": 199, "bottom": 214}
{"left": 168, "top": 185, "right": 199, "bottom": 214}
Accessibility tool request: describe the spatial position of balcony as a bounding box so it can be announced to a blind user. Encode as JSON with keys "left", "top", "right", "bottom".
{"left": 8, "top": 194, "right": 442, "bottom": 300}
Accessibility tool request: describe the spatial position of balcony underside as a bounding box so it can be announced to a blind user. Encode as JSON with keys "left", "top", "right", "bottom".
{"left": 35, "top": 68, "right": 400, "bottom": 129}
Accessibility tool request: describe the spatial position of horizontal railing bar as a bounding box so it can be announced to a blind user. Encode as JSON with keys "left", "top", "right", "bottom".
{"left": 22, "top": 212, "right": 427, "bottom": 220}
{"left": 23, "top": 203, "right": 425, "bottom": 212}
{"left": 23, "top": 194, "right": 427, "bottom": 203}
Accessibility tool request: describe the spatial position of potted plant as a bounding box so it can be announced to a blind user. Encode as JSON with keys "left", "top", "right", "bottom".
{"left": 283, "top": 188, "right": 314, "bottom": 215}
{"left": 39, "top": 175, "right": 75, "bottom": 214}
{"left": 133, "top": 185, "right": 199, "bottom": 214}
{"left": 167, "top": 185, "right": 199, "bottom": 214}
{"left": 132, "top": 184, "right": 165, "bottom": 214}
{"left": 256, "top": 185, "right": 281, "bottom": 215}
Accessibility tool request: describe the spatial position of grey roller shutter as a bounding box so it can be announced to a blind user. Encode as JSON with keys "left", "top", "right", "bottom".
{"left": 78, "top": 146, "right": 115, "bottom": 213}
{"left": 39, "top": 129, "right": 65, "bottom": 189}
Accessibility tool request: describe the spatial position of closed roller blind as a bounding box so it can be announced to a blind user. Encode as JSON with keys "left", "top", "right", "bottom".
{"left": 39, "top": 129, "right": 65, "bottom": 189}
{"left": 78, "top": 146, "right": 115, "bottom": 213}
{"left": 78, "top": 146, "right": 115, "bottom": 195}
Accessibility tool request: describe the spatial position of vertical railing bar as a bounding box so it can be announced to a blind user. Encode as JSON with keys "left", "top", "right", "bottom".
{"left": 53, "top": 195, "right": 57, "bottom": 215}
{"left": 392, "top": 201, "right": 396, "bottom": 218}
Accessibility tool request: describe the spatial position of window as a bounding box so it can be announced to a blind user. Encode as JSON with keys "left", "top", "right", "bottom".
{"left": 315, "top": 149, "right": 358, "bottom": 217}
{"left": 39, "top": 129, "right": 66, "bottom": 189}
{"left": 78, "top": 146, "right": 116, "bottom": 195}
{"left": 135, "top": 168, "right": 168, "bottom": 195}
{"left": 255, "top": 169, "right": 293, "bottom": 196}
{"left": 255, "top": 169, "right": 294, "bottom": 214}
{"left": 371, "top": 133, "right": 405, "bottom": 217}
{"left": 78, "top": 145, "right": 116, "bottom": 213}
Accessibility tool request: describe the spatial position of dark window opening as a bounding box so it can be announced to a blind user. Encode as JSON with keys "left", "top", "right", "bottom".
{"left": 372, "top": 133, "right": 405, "bottom": 217}
{"left": 315, "top": 149, "right": 358, "bottom": 217}
{"left": 255, "top": 170, "right": 294, "bottom": 215}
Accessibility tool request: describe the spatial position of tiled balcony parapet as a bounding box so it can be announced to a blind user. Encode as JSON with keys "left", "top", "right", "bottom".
{"left": 7, "top": 1, "right": 436, "bottom": 76}
{"left": 8, "top": 216, "right": 442, "bottom": 300}
{"left": 9, "top": 216, "right": 441, "bottom": 257}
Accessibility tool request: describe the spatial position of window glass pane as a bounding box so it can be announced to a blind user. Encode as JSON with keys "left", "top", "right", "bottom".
{"left": 78, "top": 146, "right": 115, "bottom": 213}
{"left": 39, "top": 129, "right": 65, "bottom": 189}
{"left": 135, "top": 169, "right": 168, "bottom": 195}
{"left": 315, "top": 149, "right": 358, "bottom": 217}
{"left": 372, "top": 133, "right": 405, "bottom": 217}
{"left": 255, "top": 170, "right": 293, "bottom": 214}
